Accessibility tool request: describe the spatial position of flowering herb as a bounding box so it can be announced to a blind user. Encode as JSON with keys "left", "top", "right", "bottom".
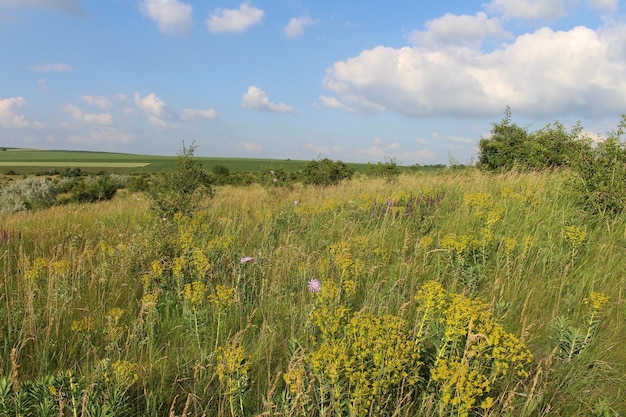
{"left": 307, "top": 279, "right": 322, "bottom": 293}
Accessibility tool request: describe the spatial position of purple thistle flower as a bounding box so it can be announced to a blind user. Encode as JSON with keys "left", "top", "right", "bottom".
{"left": 307, "top": 279, "right": 322, "bottom": 293}
{"left": 240, "top": 256, "right": 254, "bottom": 264}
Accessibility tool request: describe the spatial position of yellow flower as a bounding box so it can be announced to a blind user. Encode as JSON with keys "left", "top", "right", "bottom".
{"left": 209, "top": 285, "right": 235, "bottom": 309}
{"left": 584, "top": 291, "right": 609, "bottom": 312}
{"left": 562, "top": 225, "right": 587, "bottom": 250}
{"left": 183, "top": 281, "right": 208, "bottom": 306}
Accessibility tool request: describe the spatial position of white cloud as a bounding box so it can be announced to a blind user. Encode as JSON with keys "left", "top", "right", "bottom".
{"left": 134, "top": 92, "right": 173, "bottom": 126}
{"left": 484, "top": 0, "right": 567, "bottom": 20}
{"left": 586, "top": 0, "right": 618, "bottom": 11}
{"left": 30, "top": 63, "right": 72, "bottom": 72}
{"left": 140, "top": 0, "right": 193, "bottom": 36}
{"left": 0, "top": 0, "right": 81, "bottom": 14}
{"left": 285, "top": 16, "right": 316, "bottom": 38}
{"left": 206, "top": 2, "right": 264, "bottom": 33}
{"left": 409, "top": 13, "right": 508, "bottom": 48}
{"left": 38, "top": 79, "right": 48, "bottom": 92}
{"left": 181, "top": 108, "right": 216, "bottom": 120}
{"left": 242, "top": 86, "right": 293, "bottom": 112}
{"left": 0, "top": 96, "right": 29, "bottom": 128}
{"left": 319, "top": 95, "right": 353, "bottom": 111}
{"left": 238, "top": 141, "right": 262, "bottom": 152}
{"left": 448, "top": 136, "right": 474, "bottom": 144}
{"left": 323, "top": 23, "right": 626, "bottom": 119}
{"left": 305, "top": 143, "right": 329, "bottom": 154}
{"left": 63, "top": 104, "right": 113, "bottom": 125}
{"left": 68, "top": 127, "right": 133, "bottom": 144}
{"left": 356, "top": 138, "right": 436, "bottom": 164}
{"left": 80, "top": 94, "right": 126, "bottom": 110}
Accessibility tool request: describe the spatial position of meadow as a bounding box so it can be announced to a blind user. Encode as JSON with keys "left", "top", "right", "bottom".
{"left": 0, "top": 169, "right": 624, "bottom": 416}
{"left": 0, "top": 149, "right": 372, "bottom": 175}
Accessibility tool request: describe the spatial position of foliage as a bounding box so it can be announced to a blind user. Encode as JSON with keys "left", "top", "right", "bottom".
{"left": 478, "top": 107, "right": 588, "bottom": 171}
{"left": 0, "top": 176, "right": 59, "bottom": 214}
{"left": 301, "top": 157, "right": 354, "bottom": 186}
{"left": 147, "top": 143, "right": 214, "bottom": 220}
{"left": 568, "top": 115, "right": 626, "bottom": 217}
{"left": 70, "top": 175, "right": 119, "bottom": 203}
{"left": 366, "top": 157, "right": 402, "bottom": 181}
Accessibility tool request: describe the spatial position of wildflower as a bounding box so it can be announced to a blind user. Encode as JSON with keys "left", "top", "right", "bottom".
{"left": 307, "top": 278, "right": 322, "bottom": 293}
{"left": 273, "top": 178, "right": 278, "bottom": 183}
{"left": 240, "top": 256, "right": 254, "bottom": 264}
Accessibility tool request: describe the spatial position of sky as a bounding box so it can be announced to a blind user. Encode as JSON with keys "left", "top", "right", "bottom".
{"left": 1, "top": 0, "right": 625, "bottom": 165}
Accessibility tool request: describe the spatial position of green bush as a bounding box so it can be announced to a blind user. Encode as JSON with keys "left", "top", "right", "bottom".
{"left": 478, "top": 107, "right": 587, "bottom": 171}
{"left": 147, "top": 143, "right": 213, "bottom": 220}
{"left": 301, "top": 158, "right": 354, "bottom": 186}
{"left": 71, "top": 175, "right": 119, "bottom": 203}
{"left": 569, "top": 116, "right": 626, "bottom": 217}
{"left": 367, "top": 157, "right": 401, "bottom": 181}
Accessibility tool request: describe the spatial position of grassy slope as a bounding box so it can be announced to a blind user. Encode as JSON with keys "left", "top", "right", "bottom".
{"left": 0, "top": 148, "right": 370, "bottom": 174}
{"left": 1, "top": 170, "right": 624, "bottom": 415}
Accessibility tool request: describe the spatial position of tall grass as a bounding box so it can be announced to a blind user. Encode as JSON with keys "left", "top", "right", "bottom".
{"left": 0, "top": 171, "right": 624, "bottom": 416}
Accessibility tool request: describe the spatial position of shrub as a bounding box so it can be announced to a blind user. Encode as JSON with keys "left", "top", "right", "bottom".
{"left": 71, "top": 175, "right": 119, "bottom": 203}
{"left": 0, "top": 177, "right": 59, "bottom": 214}
{"left": 478, "top": 107, "right": 587, "bottom": 171}
{"left": 367, "top": 157, "right": 402, "bottom": 181}
{"left": 569, "top": 115, "right": 626, "bottom": 217}
{"left": 147, "top": 143, "right": 213, "bottom": 220}
{"left": 301, "top": 158, "right": 354, "bottom": 186}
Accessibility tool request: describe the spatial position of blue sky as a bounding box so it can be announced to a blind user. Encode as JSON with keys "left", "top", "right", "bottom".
{"left": 1, "top": 0, "right": 625, "bottom": 165}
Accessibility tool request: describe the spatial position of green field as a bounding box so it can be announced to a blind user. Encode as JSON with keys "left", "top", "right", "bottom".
{"left": 0, "top": 148, "right": 370, "bottom": 174}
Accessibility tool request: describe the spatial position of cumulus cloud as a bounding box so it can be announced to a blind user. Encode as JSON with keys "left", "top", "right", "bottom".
{"left": 285, "top": 16, "right": 316, "bottom": 38}
{"left": 134, "top": 92, "right": 174, "bottom": 127}
{"left": 0, "top": 96, "right": 29, "bottom": 128}
{"left": 238, "top": 141, "right": 262, "bottom": 152}
{"left": 305, "top": 143, "right": 329, "bottom": 154}
{"left": 30, "top": 63, "right": 72, "bottom": 72}
{"left": 63, "top": 104, "right": 113, "bottom": 125}
{"left": 0, "top": 0, "right": 82, "bottom": 14}
{"left": 323, "top": 22, "right": 626, "bottom": 119}
{"left": 67, "top": 127, "right": 133, "bottom": 144}
{"left": 586, "top": 0, "right": 618, "bottom": 11}
{"left": 484, "top": 0, "right": 567, "bottom": 20}
{"left": 357, "top": 137, "right": 435, "bottom": 164}
{"left": 140, "top": 0, "right": 193, "bottom": 36}
{"left": 181, "top": 108, "right": 216, "bottom": 120}
{"left": 318, "top": 95, "right": 353, "bottom": 111}
{"left": 409, "top": 13, "right": 509, "bottom": 48}
{"left": 81, "top": 94, "right": 126, "bottom": 110}
{"left": 242, "top": 86, "right": 293, "bottom": 112}
{"left": 206, "top": 2, "right": 264, "bottom": 33}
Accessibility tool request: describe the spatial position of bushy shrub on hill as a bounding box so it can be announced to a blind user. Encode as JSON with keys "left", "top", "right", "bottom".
{"left": 147, "top": 143, "right": 213, "bottom": 220}
{"left": 569, "top": 115, "right": 626, "bottom": 217}
{"left": 478, "top": 107, "right": 589, "bottom": 171}
{"left": 301, "top": 157, "right": 354, "bottom": 186}
{"left": 0, "top": 177, "right": 59, "bottom": 214}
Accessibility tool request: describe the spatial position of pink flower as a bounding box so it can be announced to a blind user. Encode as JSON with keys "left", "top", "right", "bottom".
{"left": 240, "top": 257, "right": 254, "bottom": 264}
{"left": 307, "top": 279, "right": 322, "bottom": 293}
